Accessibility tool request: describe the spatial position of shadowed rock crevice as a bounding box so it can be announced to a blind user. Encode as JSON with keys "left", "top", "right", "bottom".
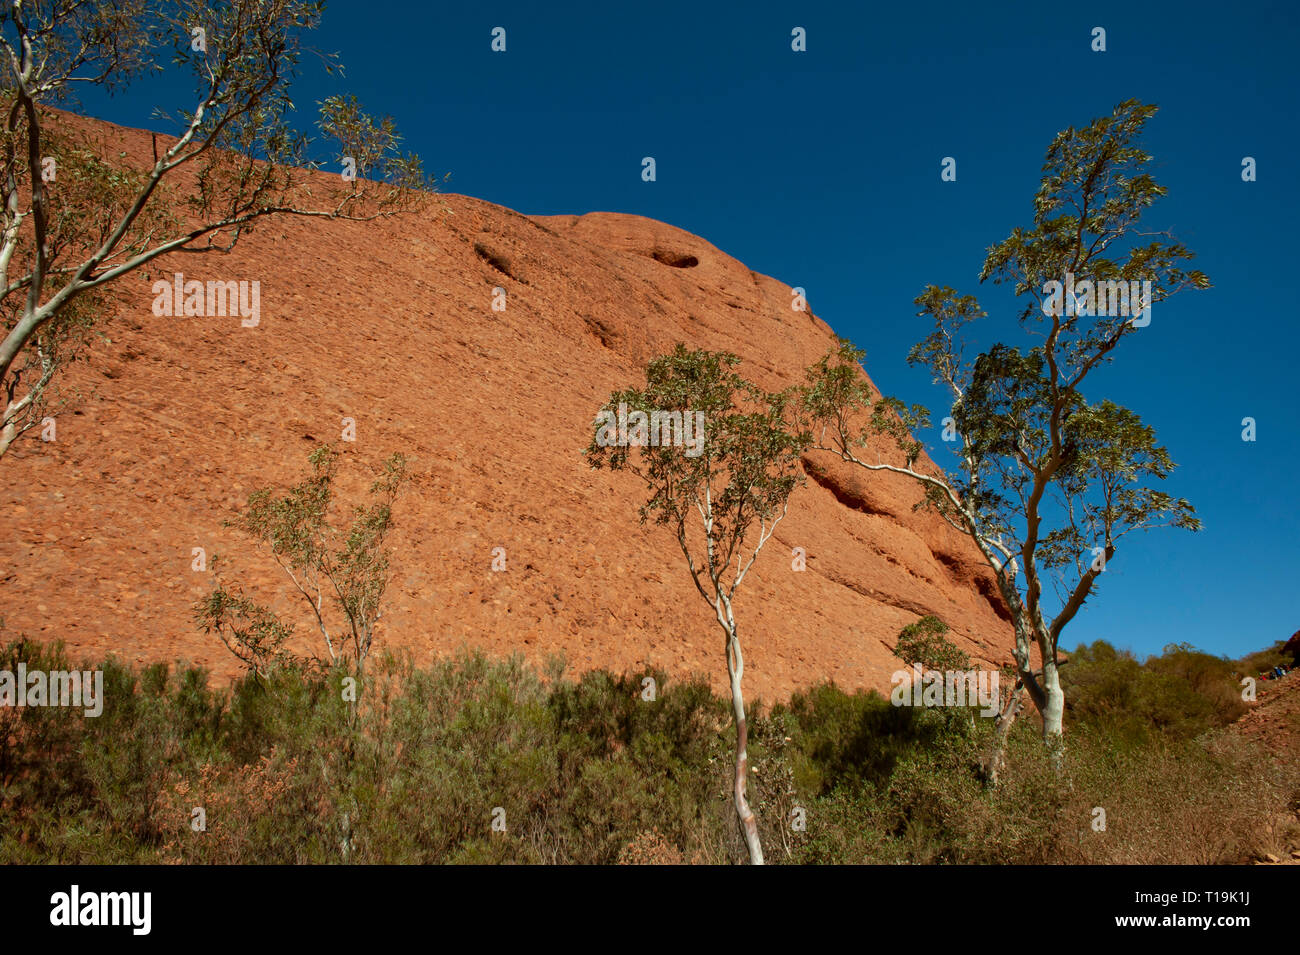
{"left": 650, "top": 249, "right": 699, "bottom": 268}
{"left": 473, "top": 241, "right": 515, "bottom": 278}
{"left": 583, "top": 313, "right": 620, "bottom": 350}
{"left": 974, "top": 575, "right": 1013, "bottom": 623}
{"left": 932, "top": 550, "right": 963, "bottom": 578}
{"left": 801, "top": 453, "right": 894, "bottom": 518}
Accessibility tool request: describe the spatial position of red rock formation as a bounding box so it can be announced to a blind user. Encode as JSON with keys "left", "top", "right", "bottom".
{"left": 1283, "top": 631, "right": 1300, "bottom": 666}
{"left": 0, "top": 113, "right": 1015, "bottom": 700}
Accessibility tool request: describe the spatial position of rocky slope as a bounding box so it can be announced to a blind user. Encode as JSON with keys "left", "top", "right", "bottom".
{"left": 0, "top": 112, "right": 1017, "bottom": 700}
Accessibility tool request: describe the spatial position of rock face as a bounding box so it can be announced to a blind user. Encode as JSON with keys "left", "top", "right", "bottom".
{"left": 0, "top": 113, "right": 1015, "bottom": 700}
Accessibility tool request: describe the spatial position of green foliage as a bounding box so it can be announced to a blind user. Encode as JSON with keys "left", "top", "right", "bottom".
{"left": 0, "top": 0, "right": 433, "bottom": 461}
{"left": 778, "top": 683, "right": 949, "bottom": 796}
{"left": 317, "top": 94, "right": 426, "bottom": 195}
{"left": 196, "top": 446, "right": 408, "bottom": 673}
{"left": 798, "top": 339, "right": 930, "bottom": 468}
{"left": 194, "top": 587, "right": 296, "bottom": 679}
{"left": 587, "top": 345, "right": 811, "bottom": 861}
{"left": 799, "top": 102, "right": 1210, "bottom": 743}
{"left": 895, "top": 615, "right": 971, "bottom": 672}
{"left": 586, "top": 344, "right": 807, "bottom": 599}
{"left": 0, "top": 638, "right": 220, "bottom": 862}
{"left": 910, "top": 101, "right": 1208, "bottom": 576}
{"left": 0, "top": 113, "right": 154, "bottom": 454}
{"left": 0, "top": 639, "right": 1293, "bottom": 865}
{"left": 1237, "top": 640, "right": 1294, "bottom": 674}
{"left": 1063, "top": 640, "right": 1248, "bottom": 744}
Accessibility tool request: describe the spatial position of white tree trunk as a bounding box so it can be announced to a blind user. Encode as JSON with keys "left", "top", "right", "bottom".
{"left": 1040, "top": 657, "right": 1065, "bottom": 760}
{"left": 0, "top": 416, "right": 16, "bottom": 459}
{"left": 723, "top": 618, "right": 763, "bottom": 865}
{"left": 729, "top": 662, "right": 763, "bottom": 864}
{"left": 0, "top": 392, "right": 33, "bottom": 460}
{"left": 984, "top": 680, "right": 1024, "bottom": 788}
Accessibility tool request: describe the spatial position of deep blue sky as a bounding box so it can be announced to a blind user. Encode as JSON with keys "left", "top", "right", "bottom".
{"left": 76, "top": 1, "right": 1298, "bottom": 663}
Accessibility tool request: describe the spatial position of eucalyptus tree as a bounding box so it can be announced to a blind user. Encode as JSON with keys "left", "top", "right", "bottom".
{"left": 802, "top": 101, "right": 1207, "bottom": 763}
{"left": 197, "top": 445, "right": 408, "bottom": 676}
{"left": 0, "top": 0, "right": 429, "bottom": 459}
{"left": 586, "top": 344, "right": 807, "bottom": 864}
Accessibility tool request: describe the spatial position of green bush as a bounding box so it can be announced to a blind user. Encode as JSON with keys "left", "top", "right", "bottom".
{"left": 1063, "top": 640, "right": 1247, "bottom": 745}
{"left": 0, "top": 637, "right": 1293, "bottom": 865}
{"left": 894, "top": 615, "right": 971, "bottom": 672}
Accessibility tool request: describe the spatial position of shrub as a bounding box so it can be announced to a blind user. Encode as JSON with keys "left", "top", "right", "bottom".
{"left": 895, "top": 615, "right": 971, "bottom": 673}
{"left": 1063, "top": 640, "right": 1247, "bottom": 744}
{"left": 1, "top": 636, "right": 1293, "bottom": 865}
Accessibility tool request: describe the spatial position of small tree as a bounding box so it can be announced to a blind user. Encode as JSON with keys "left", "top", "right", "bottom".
{"left": 585, "top": 344, "right": 806, "bottom": 865}
{"left": 195, "top": 570, "right": 296, "bottom": 680}
{"left": 197, "top": 445, "right": 407, "bottom": 675}
{"left": 0, "top": 0, "right": 430, "bottom": 461}
{"left": 801, "top": 101, "right": 1206, "bottom": 766}
{"left": 895, "top": 615, "right": 970, "bottom": 673}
